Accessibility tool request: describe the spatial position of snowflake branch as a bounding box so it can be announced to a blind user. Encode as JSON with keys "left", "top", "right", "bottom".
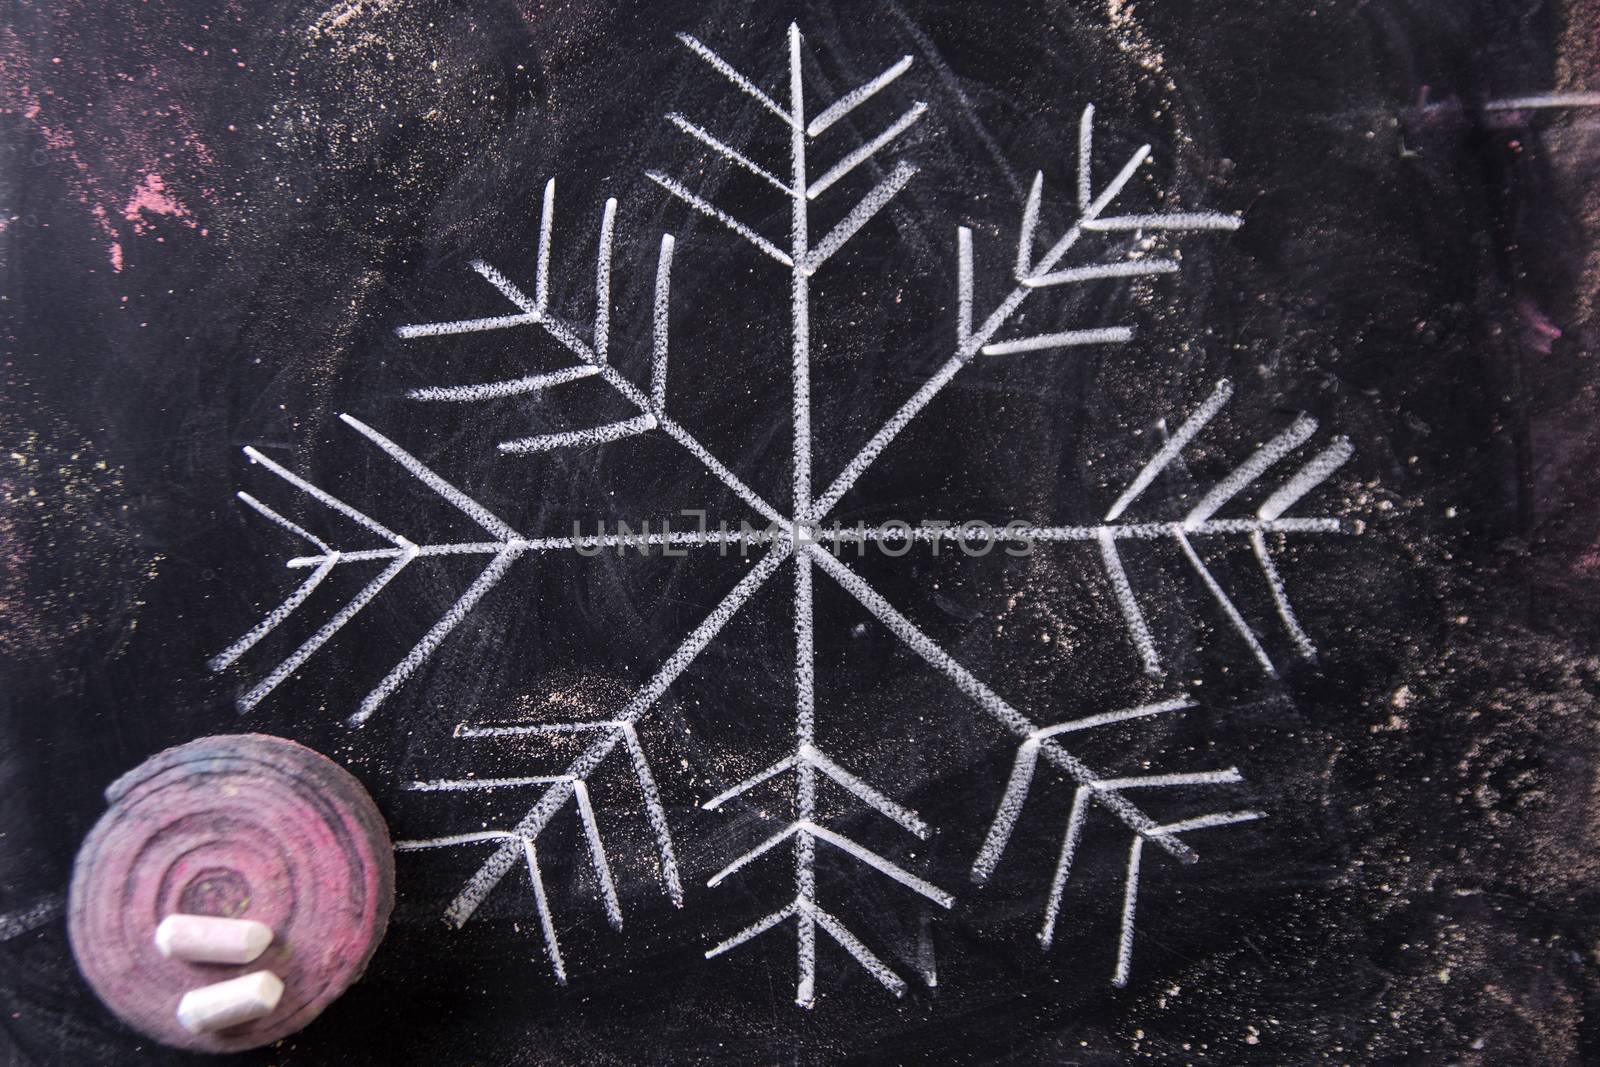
{"left": 1092, "top": 381, "right": 1354, "bottom": 676}
{"left": 807, "top": 54, "right": 913, "bottom": 137}
{"left": 805, "top": 543, "right": 1197, "bottom": 864}
{"left": 395, "top": 183, "right": 788, "bottom": 527}
{"left": 809, "top": 103, "right": 1243, "bottom": 522}
{"left": 442, "top": 541, "right": 793, "bottom": 935}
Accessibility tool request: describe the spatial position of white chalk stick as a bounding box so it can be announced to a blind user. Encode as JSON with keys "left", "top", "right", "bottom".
{"left": 155, "top": 914, "right": 273, "bottom": 965}
{"left": 175, "top": 970, "right": 284, "bottom": 1035}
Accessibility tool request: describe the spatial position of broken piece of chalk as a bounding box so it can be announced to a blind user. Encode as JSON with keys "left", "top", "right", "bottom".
{"left": 155, "top": 914, "right": 273, "bottom": 965}
{"left": 175, "top": 970, "right": 284, "bottom": 1035}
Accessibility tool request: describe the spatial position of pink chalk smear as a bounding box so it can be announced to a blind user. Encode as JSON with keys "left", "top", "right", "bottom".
{"left": 122, "top": 173, "right": 192, "bottom": 234}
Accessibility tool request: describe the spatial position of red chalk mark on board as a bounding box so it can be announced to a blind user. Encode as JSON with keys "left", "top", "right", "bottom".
{"left": 67, "top": 734, "right": 394, "bottom": 1053}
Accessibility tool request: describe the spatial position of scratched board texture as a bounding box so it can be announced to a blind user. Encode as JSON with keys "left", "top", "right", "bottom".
{"left": 4, "top": 0, "right": 1600, "bottom": 1063}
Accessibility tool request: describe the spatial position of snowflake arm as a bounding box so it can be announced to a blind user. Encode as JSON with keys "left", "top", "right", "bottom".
{"left": 440, "top": 540, "right": 794, "bottom": 931}
{"left": 210, "top": 409, "right": 775, "bottom": 722}
{"left": 809, "top": 103, "right": 1242, "bottom": 523}
{"left": 397, "top": 180, "right": 787, "bottom": 527}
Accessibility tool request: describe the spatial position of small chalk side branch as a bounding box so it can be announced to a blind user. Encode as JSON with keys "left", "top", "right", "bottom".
{"left": 209, "top": 21, "right": 1358, "bottom": 1007}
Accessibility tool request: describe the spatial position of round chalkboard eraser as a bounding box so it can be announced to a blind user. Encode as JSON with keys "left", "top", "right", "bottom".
{"left": 67, "top": 733, "right": 395, "bottom": 1053}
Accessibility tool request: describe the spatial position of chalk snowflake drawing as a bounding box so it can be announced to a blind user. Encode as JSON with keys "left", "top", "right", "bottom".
{"left": 211, "top": 25, "right": 1359, "bottom": 1005}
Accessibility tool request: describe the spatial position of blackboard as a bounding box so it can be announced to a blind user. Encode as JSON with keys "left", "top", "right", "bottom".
{"left": 5, "top": 0, "right": 1600, "bottom": 1062}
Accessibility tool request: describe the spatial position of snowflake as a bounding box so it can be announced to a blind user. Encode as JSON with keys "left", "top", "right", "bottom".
{"left": 211, "top": 24, "right": 1357, "bottom": 1006}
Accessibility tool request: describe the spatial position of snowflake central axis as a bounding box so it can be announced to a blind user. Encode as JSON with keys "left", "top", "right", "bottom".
{"left": 210, "top": 23, "right": 1357, "bottom": 1005}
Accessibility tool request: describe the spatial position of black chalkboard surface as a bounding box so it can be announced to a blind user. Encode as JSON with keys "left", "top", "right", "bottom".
{"left": 5, "top": 1, "right": 1600, "bottom": 1063}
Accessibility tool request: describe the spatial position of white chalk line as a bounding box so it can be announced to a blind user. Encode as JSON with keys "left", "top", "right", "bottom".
{"left": 1037, "top": 775, "right": 1250, "bottom": 953}
{"left": 594, "top": 198, "right": 617, "bottom": 362}
{"left": 536, "top": 178, "right": 554, "bottom": 313}
{"left": 1105, "top": 379, "right": 1234, "bottom": 521}
{"left": 647, "top": 172, "right": 792, "bottom": 266}
{"left": 239, "top": 510, "right": 1337, "bottom": 718}
{"left": 397, "top": 830, "right": 518, "bottom": 849}
{"left": 1097, "top": 529, "right": 1160, "bottom": 675}
{"left": 392, "top": 830, "right": 567, "bottom": 979}
{"left": 498, "top": 413, "right": 658, "bottom": 454}
{"left": 666, "top": 112, "right": 791, "bottom": 195}
{"left": 705, "top": 900, "right": 798, "bottom": 958}
{"left": 1259, "top": 437, "right": 1354, "bottom": 520}
{"left": 243, "top": 446, "right": 406, "bottom": 547}
{"left": 807, "top": 900, "right": 907, "bottom": 996}
{"left": 408, "top": 365, "right": 600, "bottom": 403}
{"left": 1039, "top": 788, "right": 1091, "bottom": 947}
{"left": 813, "top": 100, "right": 1248, "bottom": 520}
{"left": 1016, "top": 172, "right": 1043, "bottom": 278}
{"left": 1185, "top": 414, "right": 1317, "bottom": 528}
{"left": 977, "top": 138, "right": 1150, "bottom": 343}
{"left": 1148, "top": 810, "right": 1263, "bottom": 836}
{"left": 522, "top": 839, "right": 567, "bottom": 983}
{"left": 571, "top": 779, "right": 624, "bottom": 930}
{"left": 703, "top": 754, "right": 798, "bottom": 808}
{"left": 445, "top": 542, "right": 791, "bottom": 928}
{"left": 340, "top": 412, "right": 519, "bottom": 540}
{"left": 1023, "top": 258, "right": 1178, "bottom": 289}
{"left": 801, "top": 161, "right": 918, "bottom": 274}
{"left": 789, "top": 22, "right": 814, "bottom": 604}
{"left": 1251, "top": 530, "right": 1317, "bottom": 661}
{"left": 957, "top": 226, "right": 973, "bottom": 344}
{"left": 808, "top": 110, "right": 1150, "bottom": 520}
{"left": 676, "top": 32, "right": 795, "bottom": 129}
{"left": 708, "top": 819, "right": 951, "bottom": 909}
{"left": 981, "top": 325, "right": 1133, "bottom": 357}
{"left": 810, "top": 334, "right": 963, "bottom": 520}
{"left": 406, "top": 776, "right": 572, "bottom": 791}
{"left": 701, "top": 747, "right": 928, "bottom": 838}
{"left": 806, "top": 102, "right": 927, "bottom": 200}
{"left": 652, "top": 235, "right": 674, "bottom": 411}
{"left": 403, "top": 780, "right": 619, "bottom": 931}
{"left": 655, "top": 417, "right": 789, "bottom": 528}
{"left": 1099, "top": 769, "right": 1242, "bottom": 791}
{"left": 287, "top": 527, "right": 783, "bottom": 567}
{"left": 801, "top": 744, "right": 930, "bottom": 839}
{"left": 1113, "top": 834, "right": 1143, "bottom": 988}
{"left": 1113, "top": 809, "right": 1263, "bottom": 987}
{"left": 708, "top": 822, "right": 798, "bottom": 887}
{"left": 471, "top": 259, "right": 537, "bottom": 315}
{"left": 1032, "top": 695, "right": 1194, "bottom": 739}
{"left": 1085, "top": 212, "right": 1241, "bottom": 233}
{"left": 793, "top": 557, "right": 818, "bottom": 959}
{"left": 616, "top": 720, "right": 685, "bottom": 905}
{"left": 236, "top": 491, "right": 330, "bottom": 552}
{"left": 1078, "top": 103, "right": 1095, "bottom": 212}
{"left": 1173, "top": 529, "right": 1277, "bottom": 677}
{"left": 236, "top": 413, "right": 526, "bottom": 725}
{"left": 396, "top": 311, "right": 540, "bottom": 339}
{"left": 972, "top": 738, "right": 1039, "bottom": 882}
{"left": 807, "top": 54, "right": 913, "bottom": 137}
{"left": 682, "top": 68, "right": 937, "bottom": 986}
